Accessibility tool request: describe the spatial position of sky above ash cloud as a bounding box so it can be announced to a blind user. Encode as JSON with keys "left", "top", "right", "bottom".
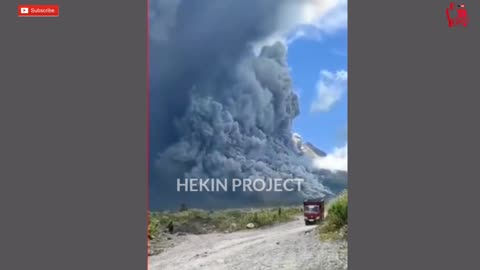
{"left": 283, "top": 0, "right": 348, "bottom": 172}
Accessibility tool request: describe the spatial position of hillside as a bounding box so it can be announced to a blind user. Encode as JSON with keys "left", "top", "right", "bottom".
{"left": 292, "top": 133, "right": 347, "bottom": 195}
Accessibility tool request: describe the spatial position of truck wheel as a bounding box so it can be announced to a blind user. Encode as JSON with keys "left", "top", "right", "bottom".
{"left": 305, "top": 221, "right": 309, "bottom": 226}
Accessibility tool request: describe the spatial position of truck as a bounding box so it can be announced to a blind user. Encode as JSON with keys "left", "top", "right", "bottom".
{"left": 303, "top": 198, "right": 325, "bottom": 225}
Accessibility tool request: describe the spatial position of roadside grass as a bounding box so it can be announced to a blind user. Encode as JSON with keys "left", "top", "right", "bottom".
{"left": 318, "top": 190, "right": 348, "bottom": 241}
{"left": 149, "top": 206, "right": 302, "bottom": 238}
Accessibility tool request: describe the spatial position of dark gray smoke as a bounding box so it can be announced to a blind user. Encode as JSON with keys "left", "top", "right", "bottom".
{"left": 149, "top": 0, "right": 339, "bottom": 210}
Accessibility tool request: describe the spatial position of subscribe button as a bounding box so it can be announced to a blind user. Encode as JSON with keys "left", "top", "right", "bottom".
{"left": 18, "top": 4, "right": 59, "bottom": 17}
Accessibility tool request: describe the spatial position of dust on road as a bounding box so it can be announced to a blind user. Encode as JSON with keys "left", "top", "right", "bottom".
{"left": 148, "top": 217, "right": 347, "bottom": 270}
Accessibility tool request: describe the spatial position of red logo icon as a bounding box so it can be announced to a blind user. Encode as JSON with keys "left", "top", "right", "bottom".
{"left": 18, "top": 5, "right": 59, "bottom": 17}
{"left": 446, "top": 2, "right": 468, "bottom": 28}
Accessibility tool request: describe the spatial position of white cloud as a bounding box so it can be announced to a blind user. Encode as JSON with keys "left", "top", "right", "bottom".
{"left": 252, "top": 0, "right": 348, "bottom": 53}
{"left": 310, "top": 70, "right": 348, "bottom": 112}
{"left": 305, "top": 0, "right": 348, "bottom": 34}
{"left": 287, "top": 29, "right": 307, "bottom": 44}
{"left": 287, "top": 0, "right": 347, "bottom": 43}
{"left": 313, "top": 143, "right": 348, "bottom": 172}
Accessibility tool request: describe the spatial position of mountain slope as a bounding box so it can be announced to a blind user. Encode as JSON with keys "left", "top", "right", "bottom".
{"left": 292, "top": 133, "right": 347, "bottom": 195}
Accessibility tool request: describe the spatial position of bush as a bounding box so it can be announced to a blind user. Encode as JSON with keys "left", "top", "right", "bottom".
{"left": 148, "top": 214, "right": 161, "bottom": 239}
{"left": 319, "top": 191, "right": 348, "bottom": 239}
{"left": 148, "top": 206, "right": 301, "bottom": 235}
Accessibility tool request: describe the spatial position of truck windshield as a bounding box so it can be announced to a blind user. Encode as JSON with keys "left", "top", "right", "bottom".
{"left": 304, "top": 205, "right": 320, "bottom": 213}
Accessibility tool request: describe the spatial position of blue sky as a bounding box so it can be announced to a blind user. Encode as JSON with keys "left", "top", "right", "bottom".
{"left": 287, "top": 29, "right": 347, "bottom": 153}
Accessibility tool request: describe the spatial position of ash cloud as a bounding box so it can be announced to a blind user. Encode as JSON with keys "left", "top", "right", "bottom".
{"left": 150, "top": 0, "right": 343, "bottom": 210}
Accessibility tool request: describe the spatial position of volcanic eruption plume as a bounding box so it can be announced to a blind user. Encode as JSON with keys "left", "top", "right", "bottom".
{"left": 149, "top": 0, "right": 345, "bottom": 209}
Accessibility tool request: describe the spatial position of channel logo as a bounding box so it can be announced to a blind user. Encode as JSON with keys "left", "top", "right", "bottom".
{"left": 446, "top": 2, "right": 468, "bottom": 28}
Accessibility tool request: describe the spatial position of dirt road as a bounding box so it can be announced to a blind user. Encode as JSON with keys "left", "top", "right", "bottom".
{"left": 148, "top": 217, "right": 347, "bottom": 270}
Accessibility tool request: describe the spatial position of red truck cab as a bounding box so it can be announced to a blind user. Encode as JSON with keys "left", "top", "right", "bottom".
{"left": 303, "top": 199, "right": 325, "bottom": 225}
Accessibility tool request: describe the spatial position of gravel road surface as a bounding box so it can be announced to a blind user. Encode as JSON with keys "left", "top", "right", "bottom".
{"left": 148, "top": 217, "right": 347, "bottom": 270}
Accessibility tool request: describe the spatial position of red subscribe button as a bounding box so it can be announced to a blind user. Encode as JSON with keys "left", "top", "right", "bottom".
{"left": 18, "top": 5, "right": 59, "bottom": 17}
